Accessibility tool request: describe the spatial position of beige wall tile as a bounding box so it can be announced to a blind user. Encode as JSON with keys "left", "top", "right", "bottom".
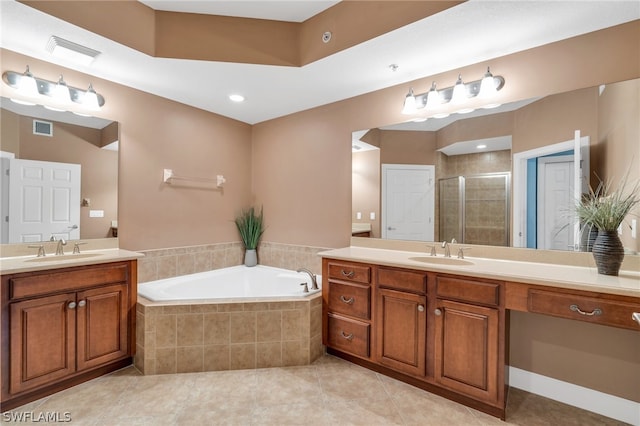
{"left": 155, "top": 348, "right": 176, "bottom": 374}
{"left": 176, "top": 253, "right": 195, "bottom": 276}
{"left": 230, "top": 344, "right": 256, "bottom": 370}
{"left": 155, "top": 315, "right": 176, "bottom": 348}
{"left": 177, "top": 347, "right": 204, "bottom": 373}
{"left": 230, "top": 312, "right": 256, "bottom": 343}
{"left": 282, "top": 310, "right": 302, "bottom": 341}
{"left": 256, "top": 342, "right": 282, "bottom": 368}
{"left": 282, "top": 340, "right": 309, "bottom": 367}
{"left": 204, "top": 313, "right": 230, "bottom": 345}
{"left": 257, "top": 311, "right": 282, "bottom": 342}
{"left": 177, "top": 314, "right": 204, "bottom": 346}
{"left": 157, "top": 256, "right": 177, "bottom": 279}
{"left": 204, "top": 345, "right": 230, "bottom": 371}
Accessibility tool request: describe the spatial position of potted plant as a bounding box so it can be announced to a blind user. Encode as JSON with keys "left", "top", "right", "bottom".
{"left": 575, "top": 170, "right": 639, "bottom": 275}
{"left": 235, "top": 206, "right": 265, "bottom": 267}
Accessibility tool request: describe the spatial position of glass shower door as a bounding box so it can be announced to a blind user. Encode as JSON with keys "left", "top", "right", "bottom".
{"left": 464, "top": 174, "right": 510, "bottom": 246}
{"left": 439, "top": 177, "right": 463, "bottom": 244}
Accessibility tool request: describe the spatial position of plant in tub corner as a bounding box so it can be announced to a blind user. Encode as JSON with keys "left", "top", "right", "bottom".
{"left": 575, "top": 168, "right": 639, "bottom": 276}
{"left": 235, "top": 206, "right": 265, "bottom": 267}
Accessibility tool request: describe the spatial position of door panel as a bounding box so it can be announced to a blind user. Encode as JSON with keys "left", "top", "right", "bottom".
{"left": 76, "top": 283, "right": 129, "bottom": 371}
{"left": 382, "top": 165, "right": 434, "bottom": 241}
{"left": 537, "top": 156, "right": 574, "bottom": 250}
{"left": 10, "top": 293, "right": 76, "bottom": 394}
{"left": 8, "top": 159, "right": 80, "bottom": 243}
{"left": 376, "top": 288, "right": 426, "bottom": 376}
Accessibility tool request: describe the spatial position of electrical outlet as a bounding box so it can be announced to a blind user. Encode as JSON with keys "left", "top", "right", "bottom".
{"left": 632, "top": 219, "right": 637, "bottom": 239}
{"left": 356, "top": 212, "right": 362, "bottom": 220}
{"left": 370, "top": 212, "right": 376, "bottom": 220}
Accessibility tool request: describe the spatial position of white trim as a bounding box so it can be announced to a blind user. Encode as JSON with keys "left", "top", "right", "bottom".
{"left": 508, "top": 367, "right": 640, "bottom": 425}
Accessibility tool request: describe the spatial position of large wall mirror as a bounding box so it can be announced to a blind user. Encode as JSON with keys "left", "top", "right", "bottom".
{"left": 352, "top": 78, "right": 639, "bottom": 254}
{"left": 1, "top": 97, "right": 119, "bottom": 244}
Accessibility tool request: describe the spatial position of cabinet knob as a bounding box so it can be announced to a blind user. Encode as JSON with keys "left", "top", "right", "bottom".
{"left": 68, "top": 301, "right": 77, "bottom": 309}
{"left": 434, "top": 308, "right": 442, "bottom": 316}
{"left": 78, "top": 300, "right": 86, "bottom": 307}
{"left": 417, "top": 305, "right": 425, "bottom": 312}
{"left": 632, "top": 312, "right": 640, "bottom": 325}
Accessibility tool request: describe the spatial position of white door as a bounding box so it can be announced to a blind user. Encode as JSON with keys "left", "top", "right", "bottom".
{"left": 8, "top": 159, "right": 81, "bottom": 243}
{"left": 382, "top": 164, "right": 434, "bottom": 241}
{"left": 537, "top": 155, "right": 574, "bottom": 250}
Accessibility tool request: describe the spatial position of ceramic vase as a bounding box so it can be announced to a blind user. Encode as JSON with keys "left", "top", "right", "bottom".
{"left": 244, "top": 249, "right": 257, "bottom": 267}
{"left": 591, "top": 230, "right": 624, "bottom": 276}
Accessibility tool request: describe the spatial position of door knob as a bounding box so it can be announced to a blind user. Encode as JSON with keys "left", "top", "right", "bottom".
{"left": 387, "top": 227, "right": 396, "bottom": 230}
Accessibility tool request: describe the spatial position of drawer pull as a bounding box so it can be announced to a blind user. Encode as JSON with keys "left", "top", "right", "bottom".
{"left": 340, "top": 331, "right": 354, "bottom": 341}
{"left": 570, "top": 304, "right": 602, "bottom": 316}
{"left": 341, "top": 270, "right": 355, "bottom": 278}
{"left": 632, "top": 312, "right": 640, "bottom": 325}
{"left": 340, "top": 295, "right": 355, "bottom": 305}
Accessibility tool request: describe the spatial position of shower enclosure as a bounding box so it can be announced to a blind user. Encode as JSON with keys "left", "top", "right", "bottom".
{"left": 439, "top": 173, "right": 510, "bottom": 246}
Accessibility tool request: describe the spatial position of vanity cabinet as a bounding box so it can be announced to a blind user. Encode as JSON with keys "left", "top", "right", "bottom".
{"left": 433, "top": 275, "right": 503, "bottom": 405}
{"left": 323, "top": 260, "right": 372, "bottom": 360}
{"left": 375, "top": 267, "right": 427, "bottom": 377}
{"left": 1, "top": 260, "right": 137, "bottom": 411}
{"left": 322, "top": 258, "right": 507, "bottom": 419}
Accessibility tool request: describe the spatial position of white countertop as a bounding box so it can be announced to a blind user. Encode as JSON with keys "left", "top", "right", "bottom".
{"left": 0, "top": 248, "right": 144, "bottom": 275}
{"left": 319, "top": 246, "right": 640, "bottom": 298}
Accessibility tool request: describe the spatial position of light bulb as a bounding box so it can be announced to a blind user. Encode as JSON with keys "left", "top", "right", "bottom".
{"left": 83, "top": 83, "right": 100, "bottom": 110}
{"left": 450, "top": 74, "right": 468, "bottom": 104}
{"left": 18, "top": 66, "right": 39, "bottom": 97}
{"left": 402, "top": 88, "right": 417, "bottom": 115}
{"left": 479, "top": 67, "right": 497, "bottom": 97}
{"left": 426, "top": 82, "right": 441, "bottom": 108}
{"left": 53, "top": 75, "right": 71, "bottom": 103}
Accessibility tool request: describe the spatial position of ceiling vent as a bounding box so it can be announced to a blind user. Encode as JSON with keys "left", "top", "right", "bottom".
{"left": 46, "top": 36, "right": 101, "bottom": 66}
{"left": 33, "top": 119, "right": 53, "bottom": 137}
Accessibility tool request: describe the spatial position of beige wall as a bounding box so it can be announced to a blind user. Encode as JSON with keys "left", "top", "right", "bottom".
{"left": 352, "top": 149, "right": 380, "bottom": 238}
{"left": 598, "top": 78, "right": 640, "bottom": 251}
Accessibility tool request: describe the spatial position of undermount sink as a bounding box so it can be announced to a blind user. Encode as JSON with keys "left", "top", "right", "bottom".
{"left": 409, "top": 256, "right": 474, "bottom": 266}
{"left": 26, "top": 253, "right": 102, "bottom": 263}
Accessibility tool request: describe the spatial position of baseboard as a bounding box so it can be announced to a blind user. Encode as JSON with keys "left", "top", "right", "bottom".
{"left": 508, "top": 367, "right": 639, "bottom": 425}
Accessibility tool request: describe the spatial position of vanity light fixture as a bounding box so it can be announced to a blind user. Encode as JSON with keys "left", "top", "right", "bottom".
{"left": 2, "top": 66, "right": 105, "bottom": 111}
{"left": 402, "top": 67, "right": 505, "bottom": 115}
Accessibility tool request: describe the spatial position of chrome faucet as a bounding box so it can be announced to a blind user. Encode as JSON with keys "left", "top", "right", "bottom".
{"left": 55, "top": 238, "right": 67, "bottom": 255}
{"left": 441, "top": 241, "right": 451, "bottom": 257}
{"left": 296, "top": 268, "right": 318, "bottom": 290}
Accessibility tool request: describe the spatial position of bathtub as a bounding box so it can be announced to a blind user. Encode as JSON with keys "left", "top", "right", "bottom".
{"left": 135, "top": 264, "right": 324, "bottom": 374}
{"left": 138, "top": 264, "right": 321, "bottom": 302}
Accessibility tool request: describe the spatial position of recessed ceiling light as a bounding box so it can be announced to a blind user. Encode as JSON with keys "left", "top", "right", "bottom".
{"left": 477, "top": 144, "right": 487, "bottom": 149}
{"left": 229, "top": 94, "right": 245, "bottom": 102}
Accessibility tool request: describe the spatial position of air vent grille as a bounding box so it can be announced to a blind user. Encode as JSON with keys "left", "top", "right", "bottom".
{"left": 33, "top": 120, "right": 53, "bottom": 137}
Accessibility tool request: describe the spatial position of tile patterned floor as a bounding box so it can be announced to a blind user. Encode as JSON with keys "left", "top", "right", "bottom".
{"left": 2, "top": 355, "right": 626, "bottom": 425}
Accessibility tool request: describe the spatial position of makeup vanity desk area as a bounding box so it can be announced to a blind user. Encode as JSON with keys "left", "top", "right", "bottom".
{"left": 318, "top": 243, "right": 640, "bottom": 420}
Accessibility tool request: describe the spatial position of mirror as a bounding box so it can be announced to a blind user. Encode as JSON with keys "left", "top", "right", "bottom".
{"left": 352, "top": 78, "right": 639, "bottom": 252}
{"left": 1, "top": 97, "right": 119, "bottom": 244}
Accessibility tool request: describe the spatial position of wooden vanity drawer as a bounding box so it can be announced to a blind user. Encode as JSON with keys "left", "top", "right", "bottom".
{"left": 529, "top": 290, "right": 640, "bottom": 330}
{"left": 328, "top": 262, "right": 371, "bottom": 284}
{"left": 327, "top": 313, "right": 370, "bottom": 358}
{"left": 436, "top": 275, "right": 501, "bottom": 307}
{"left": 328, "top": 281, "right": 371, "bottom": 320}
{"left": 9, "top": 263, "right": 129, "bottom": 300}
{"left": 378, "top": 267, "right": 427, "bottom": 294}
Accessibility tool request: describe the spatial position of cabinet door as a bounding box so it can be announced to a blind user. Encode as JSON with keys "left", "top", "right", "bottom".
{"left": 10, "top": 293, "right": 76, "bottom": 394}
{"left": 434, "top": 299, "right": 499, "bottom": 404}
{"left": 76, "top": 283, "right": 129, "bottom": 371}
{"left": 375, "top": 288, "right": 426, "bottom": 377}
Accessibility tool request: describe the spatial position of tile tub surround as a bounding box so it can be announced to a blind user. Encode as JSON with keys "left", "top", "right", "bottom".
{"left": 137, "top": 241, "right": 328, "bottom": 283}
{"left": 135, "top": 294, "right": 323, "bottom": 374}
